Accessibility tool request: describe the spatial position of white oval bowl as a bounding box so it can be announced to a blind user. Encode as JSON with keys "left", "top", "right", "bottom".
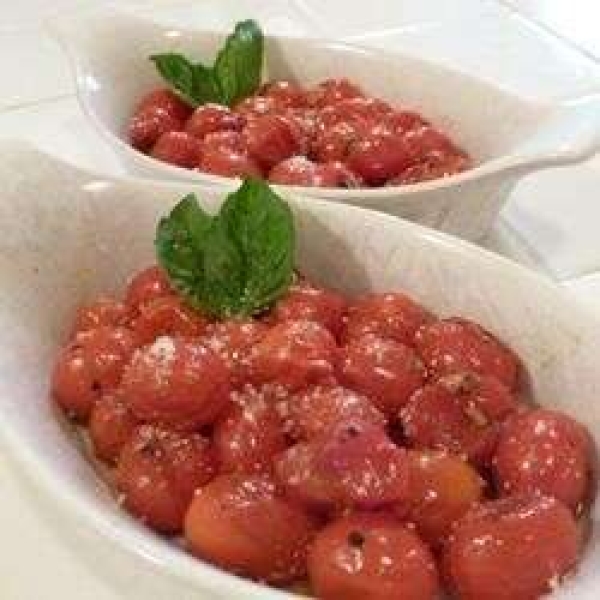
{"left": 0, "top": 142, "right": 598, "bottom": 600}
{"left": 49, "top": 7, "right": 600, "bottom": 242}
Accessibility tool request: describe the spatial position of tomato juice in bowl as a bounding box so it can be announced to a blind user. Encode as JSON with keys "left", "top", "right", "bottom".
{"left": 0, "top": 144, "right": 599, "bottom": 600}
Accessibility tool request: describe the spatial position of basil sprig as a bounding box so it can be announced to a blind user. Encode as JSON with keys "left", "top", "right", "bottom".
{"left": 150, "top": 19, "right": 263, "bottom": 108}
{"left": 155, "top": 179, "right": 295, "bottom": 318}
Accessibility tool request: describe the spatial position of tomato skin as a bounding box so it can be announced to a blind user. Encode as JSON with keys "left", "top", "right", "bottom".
{"left": 414, "top": 317, "right": 520, "bottom": 389}
{"left": 307, "top": 78, "right": 365, "bottom": 108}
{"left": 283, "top": 385, "right": 386, "bottom": 441}
{"left": 184, "top": 473, "right": 316, "bottom": 583}
{"left": 243, "top": 114, "right": 304, "bottom": 169}
{"left": 249, "top": 320, "right": 337, "bottom": 392}
{"left": 129, "top": 107, "right": 183, "bottom": 152}
{"left": 116, "top": 425, "right": 216, "bottom": 534}
{"left": 308, "top": 513, "right": 439, "bottom": 600}
{"left": 72, "top": 297, "right": 132, "bottom": 335}
{"left": 120, "top": 337, "right": 230, "bottom": 431}
{"left": 233, "top": 95, "right": 278, "bottom": 120}
{"left": 338, "top": 335, "right": 426, "bottom": 417}
{"left": 311, "top": 120, "right": 364, "bottom": 162}
{"left": 493, "top": 408, "right": 592, "bottom": 511}
{"left": 260, "top": 81, "right": 307, "bottom": 109}
{"left": 270, "top": 279, "right": 347, "bottom": 338}
{"left": 132, "top": 295, "right": 209, "bottom": 345}
{"left": 89, "top": 392, "right": 138, "bottom": 463}
{"left": 135, "top": 88, "right": 193, "bottom": 123}
{"left": 125, "top": 266, "right": 172, "bottom": 311}
{"left": 405, "top": 451, "right": 484, "bottom": 547}
{"left": 444, "top": 494, "right": 579, "bottom": 600}
{"left": 202, "top": 320, "right": 267, "bottom": 388}
{"left": 201, "top": 130, "right": 246, "bottom": 153}
{"left": 184, "top": 103, "right": 245, "bottom": 139}
{"left": 199, "top": 146, "right": 263, "bottom": 179}
{"left": 150, "top": 131, "right": 202, "bottom": 168}
{"left": 343, "top": 292, "right": 433, "bottom": 346}
{"left": 384, "top": 110, "right": 429, "bottom": 135}
{"left": 401, "top": 372, "right": 518, "bottom": 466}
{"left": 214, "top": 387, "right": 287, "bottom": 474}
{"left": 52, "top": 326, "right": 137, "bottom": 421}
{"left": 389, "top": 151, "right": 470, "bottom": 185}
{"left": 275, "top": 420, "right": 411, "bottom": 511}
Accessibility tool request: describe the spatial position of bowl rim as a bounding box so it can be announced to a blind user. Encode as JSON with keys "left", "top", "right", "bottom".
{"left": 50, "top": 6, "right": 557, "bottom": 200}
{"left": 1, "top": 146, "right": 599, "bottom": 599}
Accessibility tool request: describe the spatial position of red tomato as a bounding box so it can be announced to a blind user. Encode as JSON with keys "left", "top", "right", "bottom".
{"left": 310, "top": 120, "right": 363, "bottom": 162}
{"left": 415, "top": 318, "right": 520, "bottom": 389}
{"left": 283, "top": 385, "right": 386, "bottom": 441}
{"left": 150, "top": 131, "right": 202, "bottom": 168}
{"left": 184, "top": 103, "right": 245, "bottom": 139}
{"left": 129, "top": 106, "right": 183, "bottom": 152}
{"left": 342, "top": 292, "right": 433, "bottom": 346}
{"left": 116, "top": 425, "right": 216, "bottom": 534}
{"left": 260, "top": 81, "right": 308, "bottom": 109}
{"left": 307, "top": 78, "right": 365, "bottom": 108}
{"left": 346, "top": 133, "right": 415, "bottom": 186}
{"left": 201, "top": 130, "right": 246, "bottom": 153}
{"left": 135, "top": 88, "right": 193, "bottom": 123}
{"left": 270, "top": 279, "right": 347, "bottom": 337}
{"left": 338, "top": 335, "right": 426, "bottom": 417}
{"left": 214, "top": 386, "right": 287, "bottom": 474}
{"left": 89, "top": 391, "right": 138, "bottom": 463}
{"left": 318, "top": 97, "right": 392, "bottom": 130}
{"left": 493, "top": 408, "right": 592, "bottom": 511}
{"left": 268, "top": 157, "right": 359, "bottom": 188}
{"left": 51, "top": 326, "right": 137, "bottom": 421}
{"left": 308, "top": 513, "right": 439, "bottom": 600}
{"left": 125, "top": 266, "right": 172, "bottom": 310}
{"left": 184, "top": 473, "right": 316, "bottom": 583}
{"left": 202, "top": 320, "right": 267, "bottom": 388}
{"left": 132, "top": 295, "right": 209, "bottom": 345}
{"left": 444, "top": 494, "right": 579, "bottom": 600}
{"left": 249, "top": 320, "right": 337, "bottom": 392}
{"left": 199, "top": 146, "right": 263, "bottom": 179}
{"left": 243, "top": 114, "right": 304, "bottom": 169}
{"left": 384, "top": 110, "right": 429, "bottom": 135}
{"left": 72, "top": 297, "right": 131, "bottom": 335}
{"left": 275, "top": 420, "right": 411, "bottom": 511}
{"left": 120, "top": 337, "right": 230, "bottom": 431}
{"left": 401, "top": 372, "right": 518, "bottom": 465}
{"left": 403, "top": 126, "right": 454, "bottom": 157}
{"left": 405, "top": 451, "right": 484, "bottom": 547}
{"left": 233, "top": 95, "right": 278, "bottom": 120}
{"left": 390, "top": 151, "right": 470, "bottom": 185}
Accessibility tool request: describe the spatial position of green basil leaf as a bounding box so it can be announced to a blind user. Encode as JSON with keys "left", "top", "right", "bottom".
{"left": 192, "top": 63, "right": 223, "bottom": 105}
{"left": 213, "top": 19, "right": 264, "bottom": 106}
{"left": 150, "top": 53, "right": 200, "bottom": 107}
{"left": 154, "top": 179, "right": 295, "bottom": 319}
{"left": 155, "top": 194, "right": 212, "bottom": 308}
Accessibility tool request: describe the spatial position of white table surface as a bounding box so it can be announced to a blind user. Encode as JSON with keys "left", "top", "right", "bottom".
{"left": 1, "top": 1, "right": 600, "bottom": 598}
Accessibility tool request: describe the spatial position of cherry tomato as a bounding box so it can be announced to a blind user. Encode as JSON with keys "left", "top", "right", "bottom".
{"left": 342, "top": 292, "right": 433, "bottom": 346}
{"left": 270, "top": 279, "right": 347, "bottom": 337}
{"left": 150, "top": 131, "right": 202, "bottom": 168}
{"left": 494, "top": 408, "right": 592, "bottom": 511}
{"left": 401, "top": 372, "right": 518, "bottom": 465}
{"left": 89, "top": 391, "right": 138, "bottom": 463}
{"left": 390, "top": 151, "right": 470, "bottom": 185}
{"left": 135, "top": 88, "right": 193, "bottom": 123}
{"left": 268, "top": 157, "right": 359, "bottom": 188}
{"left": 201, "top": 130, "right": 246, "bottom": 153}
{"left": 444, "top": 494, "right": 579, "bottom": 600}
{"left": 116, "top": 425, "right": 216, "bottom": 534}
{"left": 249, "top": 320, "right": 337, "bottom": 392}
{"left": 283, "top": 385, "right": 386, "bottom": 441}
{"left": 243, "top": 114, "right": 304, "bottom": 169}
{"left": 414, "top": 317, "right": 520, "bottom": 389}
{"left": 125, "top": 266, "right": 172, "bottom": 310}
{"left": 275, "top": 420, "right": 411, "bottom": 511}
{"left": 260, "top": 81, "right": 307, "bottom": 109}
{"left": 129, "top": 106, "right": 183, "bottom": 152}
{"left": 214, "top": 386, "right": 287, "bottom": 473}
{"left": 318, "top": 97, "right": 392, "bottom": 130}
{"left": 384, "top": 110, "right": 429, "bottom": 135}
{"left": 132, "top": 295, "right": 209, "bottom": 345}
{"left": 307, "top": 79, "right": 365, "bottom": 108}
{"left": 199, "top": 146, "right": 263, "bottom": 179}
{"left": 52, "top": 326, "right": 137, "bottom": 421}
{"left": 338, "top": 335, "right": 426, "bottom": 417}
{"left": 202, "top": 320, "right": 267, "bottom": 388}
{"left": 406, "top": 451, "right": 484, "bottom": 547}
{"left": 72, "top": 297, "right": 131, "bottom": 335}
{"left": 120, "top": 337, "right": 230, "bottom": 431}
{"left": 184, "top": 103, "right": 245, "bottom": 140}
{"left": 308, "top": 513, "right": 439, "bottom": 600}
{"left": 346, "top": 133, "right": 415, "bottom": 186}
{"left": 233, "top": 95, "right": 278, "bottom": 120}
{"left": 184, "top": 473, "right": 316, "bottom": 583}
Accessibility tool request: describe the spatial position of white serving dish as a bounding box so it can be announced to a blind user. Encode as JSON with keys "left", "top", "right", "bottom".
{"left": 0, "top": 142, "right": 598, "bottom": 599}
{"left": 49, "top": 7, "right": 600, "bottom": 242}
